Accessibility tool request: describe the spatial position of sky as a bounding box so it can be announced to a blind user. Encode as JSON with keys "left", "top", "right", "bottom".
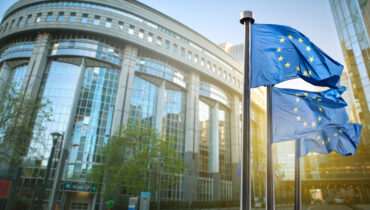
{"left": 0, "top": 0, "right": 344, "bottom": 89}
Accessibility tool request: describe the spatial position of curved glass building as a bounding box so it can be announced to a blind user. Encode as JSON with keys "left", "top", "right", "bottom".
{"left": 0, "top": 0, "right": 266, "bottom": 209}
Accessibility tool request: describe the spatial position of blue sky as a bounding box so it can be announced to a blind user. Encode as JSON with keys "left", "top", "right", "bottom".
{"left": 0, "top": 0, "right": 344, "bottom": 65}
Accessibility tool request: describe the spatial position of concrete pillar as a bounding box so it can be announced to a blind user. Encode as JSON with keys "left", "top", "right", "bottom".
{"left": 155, "top": 81, "right": 165, "bottom": 133}
{"left": 22, "top": 33, "right": 51, "bottom": 100}
{"left": 0, "top": 62, "right": 11, "bottom": 89}
{"left": 210, "top": 103, "right": 220, "bottom": 200}
{"left": 48, "top": 58, "right": 86, "bottom": 210}
{"left": 183, "top": 72, "right": 199, "bottom": 201}
{"left": 230, "top": 95, "right": 241, "bottom": 200}
{"left": 111, "top": 45, "right": 138, "bottom": 133}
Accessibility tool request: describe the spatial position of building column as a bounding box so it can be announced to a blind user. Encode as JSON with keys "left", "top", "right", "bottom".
{"left": 183, "top": 72, "right": 199, "bottom": 201}
{"left": 230, "top": 95, "right": 241, "bottom": 200}
{"left": 0, "top": 62, "right": 11, "bottom": 89}
{"left": 210, "top": 102, "right": 220, "bottom": 200}
{"left": 111, "top": 45, "right": 138, "bottom": 134}
{"left": 21, "top": 33, "right": 51, "bottom": 100}
{"left": 155, "top": 81, "right": 165, "bottom": 133}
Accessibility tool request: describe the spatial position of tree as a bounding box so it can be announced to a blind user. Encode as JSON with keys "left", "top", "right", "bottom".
{"left": 90, "top": 122, "right": 184, "bottom": 200}
{"left": 0, "top": 82, "right": 51, "bottom": 165}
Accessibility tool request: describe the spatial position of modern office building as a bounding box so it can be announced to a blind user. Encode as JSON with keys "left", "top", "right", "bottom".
{"left": 0, "top": 0, "right": 269, "bottom": 209}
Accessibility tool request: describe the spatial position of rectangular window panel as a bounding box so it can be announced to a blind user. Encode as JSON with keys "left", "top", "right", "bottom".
{"left": 17, "top": 17, "right": 23, "bottom": 26}
{"left": 26, "top": 15, "right": 32, "bottom": 24}
{"left": 81, "top": 14, "right": 88, "bottom": 24}
{"left": 139, "top": 29, "right": 144, "bottom": 39}
{"left": 69, "top": 12, "right": 76, "bottom": 22}
{"left": 128, "top": 25, "right": 134, "bottom": 35}
{"left": 118, "top": 21, "right": 123, "bottom": 31}
{"left": 46, "top": 12, "right": 52, "bottom": 22}
{"left": 93, "top": 16, "right": 100, "bottom": 25}
{"left": 148, "top": 33, "right": 153, "bottom": 42}
{"left": 105, "top": 18, "right": 112, "bottom": 28}
{"left": 165, "top": 41, "right": 169, "bottom": 50}
{"left": 57, "top": 12, "right": 64, "bottom": 22}
{"left": 35, "top": 13, "right": 42, "bottom": 23}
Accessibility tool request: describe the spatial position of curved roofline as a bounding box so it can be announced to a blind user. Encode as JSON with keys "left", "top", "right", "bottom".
{"left": 3, "top": 0, "right": 242, "bottom": 72}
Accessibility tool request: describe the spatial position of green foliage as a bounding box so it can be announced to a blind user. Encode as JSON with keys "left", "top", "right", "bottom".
{"left": 0, "top": 82, "right": 52, "bottom": 164}
{"left": 90, "top": 122, "right": 184, "bottom": 200}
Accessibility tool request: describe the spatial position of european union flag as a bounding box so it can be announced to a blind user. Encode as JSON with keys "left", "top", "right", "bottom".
{"left": 251, "top": 24, "right": 343, "bottom": 88}
{"left": 272, "top": 87, "right": 348, "bottom": 143}
{"left": 299, "top": 123, "right": 362, "bottom": 157}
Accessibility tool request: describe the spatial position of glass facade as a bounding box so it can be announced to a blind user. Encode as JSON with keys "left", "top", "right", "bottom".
{"left": 65, "top": 66, "right": 119, "bottom": 181}
{"left": 129, "top": 76, "right": 157, "bottom": 126}
{"left": 0, "top": 42, "right": 34, "bottom": 63}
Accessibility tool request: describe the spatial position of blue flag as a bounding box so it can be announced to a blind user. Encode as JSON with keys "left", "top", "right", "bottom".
{"left": 251, "top": 24, "right": 343, "bottom": 88}
{"left": 272, "top": 87, "right": 348, "bottom": 143}
{"left": 299, "top": 123, "right": 362, "bottom": 157}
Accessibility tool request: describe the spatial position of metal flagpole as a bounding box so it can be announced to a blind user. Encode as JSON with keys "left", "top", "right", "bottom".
{"left": 240, "top": 11, "right": 254, "bottom": 210}
{"left": 266, "top": 85, "right": 275, "bottom": 210}
{"left": 294, "top": 140, "right": 301, "bottom": 210}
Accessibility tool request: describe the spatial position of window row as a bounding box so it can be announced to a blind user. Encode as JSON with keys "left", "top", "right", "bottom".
{"left": 1, "top": 10, "right": 242, "bottom": 89}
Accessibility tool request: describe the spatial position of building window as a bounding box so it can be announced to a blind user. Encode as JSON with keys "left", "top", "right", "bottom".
{"left": 9, "top": 20, "right": 15, "bottom": 29}
{"left": 105, "top": 18, "right": 112, "bottom": 28}
{"left": 138, "top": 29, "right": 144, "bottom": 39}
{"left": 194, "top": 55, "right": 198, "bottom": 63}
{"left": 128, "top": 25, "right": 134, "bottom": 35}
{"left": 188, "top": 51, "right": 192, "bottom": 60}
{"left": 69, "top": 12, "right": 76, "bottom": 22}
{"left": 147, "top": 33, "right": 153, "bottom": 42}
{"left": 206, "top": 62, "right": 211, "bottom": 70}
{"left": 93, "top": 16, "right": 100, "bottom": 25}
{"left": 180, "top": 48, "right": 185, "bottom": 56}
{"left": 46, "top": 12, "right": 52, "bottom": 22}
{"left": 118, "top": 21, "right": 123, "bottom": 31}
{"left": 212, "top": 65, "right": 216, "bottom": 72}
{"left": 173, "top": 44, "right": 177, "bottom": 54}
{"left": 35, "top": 13, "right": 42, "bottom": 23}
{"left": 3, "top": 23, "right": 8, "bottom": 31}
{"left": 156, "top": 37, "right": 162, "bottom": 46}
{"left": 26, "top": 15, "right": 32, "bottom": 24}
{"left": 17, "top": 17, "right": 23, "bottom": 26}
{"left": 200, "top": 58, "right": 205, "bottom": 66}
{"left": 81, "top": 13, "right": 88, "bottom": 24}
{"left": 57, "top": 12, "right": 64, "bottom": 22}
{"left": 165, "top": 40, "right": 169, "bottom": 50}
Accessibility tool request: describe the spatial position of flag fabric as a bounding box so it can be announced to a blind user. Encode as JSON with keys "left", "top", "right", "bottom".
{"left": 251, "top": 24, "right": 343, "bottom": 88}
{"left": 299, "top": 123, "right": 362, "bottom": 157}
{"left": 272, "top": 87, "right": 349, "bottom": 143}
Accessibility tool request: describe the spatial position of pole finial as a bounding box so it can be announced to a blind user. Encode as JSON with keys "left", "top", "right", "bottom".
{"left": 240, "top": 11, "right": 254, "bottom": 24}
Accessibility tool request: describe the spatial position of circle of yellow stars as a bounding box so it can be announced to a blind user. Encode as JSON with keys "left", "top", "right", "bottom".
{"left": 276, "top": 35, "right": 315, "bottom": 78}
{"left": 293, "top": 92, "right": 343, "bottom": 146}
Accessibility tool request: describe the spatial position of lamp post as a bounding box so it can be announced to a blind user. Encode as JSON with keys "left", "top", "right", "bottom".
{"left": 157, "top": 159, "right": 164, "bottom": 210}
{"left": 37, "top": 132, "right": 62, "bottom": 209}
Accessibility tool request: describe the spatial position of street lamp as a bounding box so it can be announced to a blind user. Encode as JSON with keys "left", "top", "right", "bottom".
{"left": 157, "top": 159, "right": 164, "bottom": 210}
{"left": 37, "top": 132, "right": 62, "bottom": 209}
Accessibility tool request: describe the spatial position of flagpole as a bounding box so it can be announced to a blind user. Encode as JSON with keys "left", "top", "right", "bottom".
{"left": 266, "top": 85, "right": 275, "bottom": 210}
{"left": 240, "top": 11, "right": 254, "bottom": 210}
{"left": 294, "top": 140, "right": 301, "bottom": 210}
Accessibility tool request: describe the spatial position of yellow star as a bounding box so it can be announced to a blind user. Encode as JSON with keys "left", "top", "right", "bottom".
{"left": 319, "top": 107, "right": 323, "bottom": 112}
{"left": 313, "top": 96, "right": 317, "bottom": 99}
{"left": 303, "top": 71, "right": 308, "bottom": 76}
{"left": 318, "top": 98, "right": 322, "bottom": 102}
{"left": 280, "top": 37, "right": 285, "bottom": 43}
{"left": 318, "top": 116, "right": 322, "bottom": 121}
{"left": 312, "top": 122, "right": 316, "bottom": 127}
{"left": 296, "top": 97, "right": 300, "bottom": 102}
{"left": 322, "top": 141, "right": 325, "bottom": 145}
{"left": 285, "top": 62, "right": 291, "bottom": 68}
{"left": 296, "top": 116, "right": 301, "bottom": 121}
{"left": 298, "top": 38, "right": 303, "bottom": 43}
{"left": 334, "top": 133, "right": 338, "bottom": 136}
{"left": 339, "top": 129, "right": 343, "bottom": 133}
{"left": 277, "top": 48, "right": 281, "bottom": 52}
{"left": 306, "top": 46, "right": 311, "bottom": 52}
{"left": 288, "top": 35, "right": 293, "bottom": 39}
{"left": 328, "top": 137, "right": 331, "bottom": 142}
{"left": 303, "top": 122, "right": 307, "bottom": 126}
{"left": 304, "top": 92, "right": 308, "bottom": 96}
{"left": 317, "top": 136, "right": 321, "bottom": 139}
{"left": 308, "top": 71, "right": 312, "bottom": 75}
{"left": 295, "top": 93, "right": 299, "bottom": 96}
{"left": 294, "top": 107, "right": 298, "bottom": 112}
{"left": 309, "top": 57, "right": 314, "bottom": 63}
{"left": 278, "top": 56, "right": 283, "bottom": 61}
{"left": 296, "top": 66, "right": 300, "bottom": 71}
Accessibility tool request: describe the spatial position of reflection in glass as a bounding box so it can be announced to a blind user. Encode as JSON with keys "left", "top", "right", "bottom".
{"left": 66, "top": 66, "right": 119, "bottom": 181}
